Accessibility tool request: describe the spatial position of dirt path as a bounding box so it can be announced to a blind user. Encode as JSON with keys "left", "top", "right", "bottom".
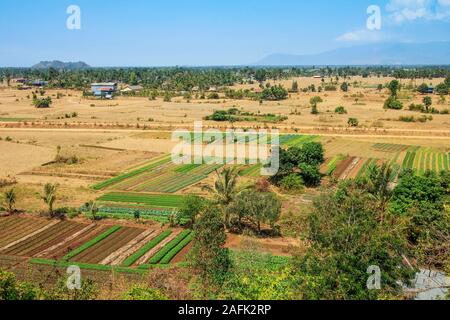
{"left": 1, "top": 127, "right": 450, "bottom": 139}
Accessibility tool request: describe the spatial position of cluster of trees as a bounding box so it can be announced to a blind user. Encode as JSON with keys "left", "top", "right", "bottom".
{"left": 32, "top": 96, "right": 52, "bottom": 108}
{"left": 384, "top": 80, "right": 404, "bottom": 110}
{"left": 2, "top": 183, "right": 59, "bottom": 218}
{"left": 271, "top": 142, "right": 325, "bottom": 190}
{"left": 3, "top": 66, "right": 449, "bottom": 92}
{"left": 186, "top": 163, "right": 448, "bottom": 299}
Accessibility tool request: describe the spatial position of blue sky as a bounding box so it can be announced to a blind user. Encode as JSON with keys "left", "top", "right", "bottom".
{"left": 1, "top": 0, "right": 449, "bottom": 66}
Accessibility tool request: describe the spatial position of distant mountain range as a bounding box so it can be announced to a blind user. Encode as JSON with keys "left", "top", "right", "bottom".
{"left": 31, "top": 60, "right": 91, "bottom": 69}
{"left": 256, "top": 42, "right": 450, "bottom": 66}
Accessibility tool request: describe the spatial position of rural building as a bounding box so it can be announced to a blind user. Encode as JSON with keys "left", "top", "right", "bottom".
{"left": 31, "top": 80, "right": 48, "bottom": 87}
{"left": 426, "top": 87, "right": 434, "bottom": 94}
{"left": 91, "top": 82, "right": 118, "bottom": 99}
{"left": 121, "top": 85, "right": 143, "bottom": 93}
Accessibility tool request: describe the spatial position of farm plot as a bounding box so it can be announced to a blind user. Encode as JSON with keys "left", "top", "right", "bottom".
{"left": 37, "top": 224, "right": 110, "bottom": 260}
{"left": 0, "top": 217, "right": 56, "bottom": 250}
{"left": 94, "top": 153, "right": 222, "bottom": 193}
{"left": 283, "top": 135, "right": 318, "bottom": 148}
{"left": 139, "top": 230, "right": 193, "bottom": 267}
{"left": 65, "top": 226, "right": 144, "bottom": 264}
{"left": 97, "top": 193, "right": 185, "bottom": 209}
{"left": 372, "top": 143, "right": 411, "bottom": 153}
{"left": 401, "top": 148, "right": 449, "bottom": 175}
{"left": 92, "top": 155, "right": 172, "bottom": 190}
{"left": 1, "top": 221, "right": 88, "bottom": 257}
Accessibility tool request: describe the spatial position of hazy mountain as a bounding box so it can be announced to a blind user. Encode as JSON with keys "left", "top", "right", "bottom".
{"left": 31, "top": 60, "right": 91, "bottom": 69}
{"left": 256, "top": 42, "right": 450, "bottom": 66}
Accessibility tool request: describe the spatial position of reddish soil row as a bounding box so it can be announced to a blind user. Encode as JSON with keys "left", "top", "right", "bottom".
{"left": 70, "top": 227, "right": 144, "bottom": 264}
{"left": 332, "top": 156, "right": 355, "bottom": 179}
{"left": 2, "top": 221, "right": 86, "bottom": 257}
{"left": 40, "top": 224, "right": 110, "bottom": 260}
{"left": 0, "top": 217, "right": 51, "bottom": 248}
{"left": 171, "top": 242, "right": 193, "bottom": 264}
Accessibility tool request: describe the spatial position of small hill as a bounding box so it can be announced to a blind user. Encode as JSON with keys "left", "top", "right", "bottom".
{"left": 31, "top": 60, "right": 91, "bottom": 70}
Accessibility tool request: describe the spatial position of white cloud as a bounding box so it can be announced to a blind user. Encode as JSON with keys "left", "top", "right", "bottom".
{"left": 386, "top": 0, "right": 450, "bottom": 23}
{"left": 336, "top": 29, "right": 387, "bottom": 42}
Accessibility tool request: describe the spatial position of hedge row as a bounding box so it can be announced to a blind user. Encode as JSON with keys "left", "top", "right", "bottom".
{"left": 121, "top": 230, "right": 172, "bottom": 267}
{"left": 147, "top": 230, "right": 192, "bottom": 264}
{"left": 30, "top": 258, "right": 147, "bottom": 274}
{"left": 62, "top": 226, "right": 121, "bottom": 261}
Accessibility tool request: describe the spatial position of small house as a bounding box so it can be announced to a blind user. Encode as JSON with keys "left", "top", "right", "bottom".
{"left": 91, "top": 82, "right": 118, "bottom": 99}
{"left": 31, "top": 80, "right": 48, "bottom": 87}
{"left": 426, "top": 87, "right": 434, "bottom": 94}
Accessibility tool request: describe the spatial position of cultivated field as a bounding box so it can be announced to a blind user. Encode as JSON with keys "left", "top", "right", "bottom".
{"left": 0, "top": 216, "right": 193, "bottom": 271}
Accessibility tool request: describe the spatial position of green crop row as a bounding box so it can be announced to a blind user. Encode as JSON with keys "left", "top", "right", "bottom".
{"left": 62, "top": 226, "right": 121, "bottom": 261}
{"left": 147, "top": 230, "right": 192, "bottom": 264}
{"left": 30, "top": 258, "right": 146, "bottom": 274}
{"left": 92, "top": 157, "right": 171, "bottom": 190}
{"left": 175, "top": 164, "right": 201, "bottom": 173}
{"left": 326, "top": 154, "right": 345, "bottom": 176}
{"left": 159, "top": 232, "right": 194, "bottom": 264}
{"left": 122, "top": 230, "right": 172, "bottom": 267}
{"left": 97, "top": 193, "right": 185, "bottom": 208}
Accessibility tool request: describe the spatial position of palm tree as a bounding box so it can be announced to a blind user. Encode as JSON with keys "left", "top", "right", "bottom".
{"left": 362, "top": 163, "right": 394, "bottom": 219}
{"left": 85, "top": 200, "right": 99, "bottom": 221}
{"left": 3, "top": 188, "right": 16, "bottom": 215}
{"left": 203, "top": 167, "right": 241, "bottom": 227}
{"left": 41, "top": 183, "right": 57, "bottom": 217}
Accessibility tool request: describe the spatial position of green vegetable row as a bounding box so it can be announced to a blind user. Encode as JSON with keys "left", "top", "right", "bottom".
{"left": 147, "top": 230, "right": 192, "bottom": 264}
{"left": 121, "top": 230, "right": 172, "bottom": 267}
{"left": 159, "top": 232, "right": 194, "bottom": 264}
{"left": 62, "top": 226, "right": 121, "bottom": 261}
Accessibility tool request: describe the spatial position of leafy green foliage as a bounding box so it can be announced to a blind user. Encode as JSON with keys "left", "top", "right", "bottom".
{"left": 190, "top": 206, "right": 231, "bottom": 290}
{"left": 291, "top": 181, "right": 415, "bottom": 300}
{"left": 122, "top": 285, "right": 167, "bottom": 300}
{"left": 227, "top": 190, "right": 281, "bottom": 233}
{"left": 271, "top": 142, "right": 325, "bottom": 188}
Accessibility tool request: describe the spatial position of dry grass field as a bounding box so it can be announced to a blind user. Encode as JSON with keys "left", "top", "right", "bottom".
{"left": 0, "top": 76, "right": 448, "bottom": 260}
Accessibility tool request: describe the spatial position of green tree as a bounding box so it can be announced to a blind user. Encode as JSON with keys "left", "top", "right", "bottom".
{"left": 347, "top": 117, "right": 359, "bottom": 127}
{"left": 291, "top": 182, "right": 415, "bottom": 300}
{"left": 179, "top": 195, "right": 206, "bottom": 226}
{"left": 190, "top": 206, "right": 231, "bottom": 291}
{"left": 227, "top": 190, "right": 281, "bottom": 233}
{"left": 310, "top": 96, "right": 323, "bottom": 115}
{"left": 335, "top": 106, "right": 347, "bottom": 114}
{"left": 41, "top": 183, "right": 57, "bottom": 217}
{"left": 390, "top": 171, "right": 449, "bottom": 268}
{"left": 423, "top": 96, "right": 432, "bottom": 113}
{"left": 203, "top": 167, "right": 241, "bottom": 227}
{"left": 417, "top": 83, "right": 429, "bottom": 94}
{"left": 340, "top": 82, "right": 348, "bottom": 92}
{"left": 0, "top": 269, "right": 38, "bottom": 300}
{"left": 291, "top": 81, "right": 299, "bottom": 92}
{"left": 383, "top": 96, "right": 403, "bottom": 110}
{"left": 2, "top": 188, "right": 16, "bottom": 214}
{"left": 387, "top": 79, "right": 400, "bottom": 97}
{"left": 85, "top": 200, "right": 99, "bottom": 221}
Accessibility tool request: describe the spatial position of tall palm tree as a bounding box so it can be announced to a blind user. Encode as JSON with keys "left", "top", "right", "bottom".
{"left": 41, "top": 183, "right": 57, "bottom": 217}
{"left": 85, "top": 200, "right": 99, "bottom": 221}
{"left": 3, "top": 188, "right": 16, "bottom": 215}
{"left": 203, "top": 167, "right": 241, "bottom": 227}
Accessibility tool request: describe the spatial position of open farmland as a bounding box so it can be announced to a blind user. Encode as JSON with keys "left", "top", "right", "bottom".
{"left": 0, "top": 216, "right": 193, "bottom": 272}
